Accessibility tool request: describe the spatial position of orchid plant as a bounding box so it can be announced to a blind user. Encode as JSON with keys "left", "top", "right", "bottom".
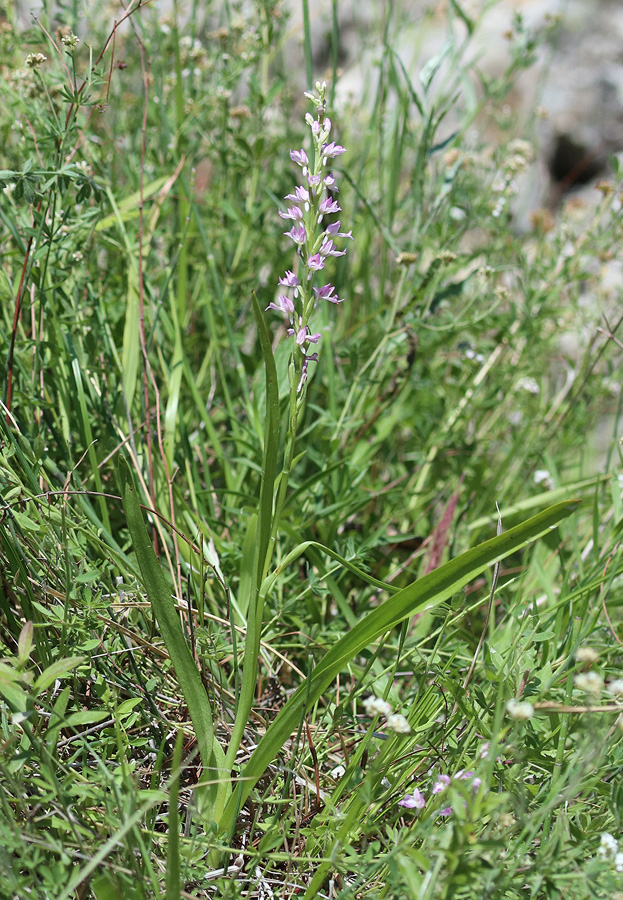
{"left": 260, "top": 81, "right": 353, "bottom": 578}
{"left": 121, "top": 84, "right": 580, "bottom": 851}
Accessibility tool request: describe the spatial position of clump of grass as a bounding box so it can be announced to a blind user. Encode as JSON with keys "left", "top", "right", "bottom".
{"left": 1, "top": 2, "right": 623, "bottom": 898}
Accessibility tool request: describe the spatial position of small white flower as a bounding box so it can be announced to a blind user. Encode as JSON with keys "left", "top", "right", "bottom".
{"left": 516, "top": 376, "right": 540, "bottom": 395}
{"left": 61, "top": 32, "right": 79, "bottom": 49}
{"left": 599, "top": 832, "right": 619, "bottom": 859}
{"left": 386, "top": 714, "right": 411, "bottom": 734}
{"left": 25, "top": 52, "right": 47, "bottom": 68}
{"left": 574, "top": 671, "right": 603, "bottom": 696}
{"left": 506, "top": 699, "right": 534, "bottom": 721}
{"left": 362, "top": 695, "right": 392, "bottom": 717}
{"left": 607, "top": 679, "right": 623, "bottom": 697}
{"left": 576, "top": 647, "right": 599, "bottom": 664}
{"left": 534, "top": 469, "right": 554, "bottom": 490}
{"left": 507, "top": 139, "right": 533, "bottom": 162}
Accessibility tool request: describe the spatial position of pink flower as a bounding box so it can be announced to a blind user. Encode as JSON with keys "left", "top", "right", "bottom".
{"left": 319, "top": 238, "right": 346, "bottom": 258}
{"left": 266, "top": 295, "right": 295, "bottom": 316}
{"left": 325, "top": 221, "right": 352, "bottom": 239}
{"left": 284, "top": 225, "right": 306, "bottom": 245}
{"left": 290, "top": 149, "right": 309, "bottom": 168}
{"left": 313, "top": 283, "right": 343, "bottom": 304}
{"left": 321, "top": 141, "right": 347, "bottom": 161}
{"left": 285, "top": 185, "right": 309, "bottom": 204}
{"left": 432, "top": 775, "right": 451, "bottom": 794}
{"left": 279, "top": 205, "right": 304, "bottom": 221}
{"left": 306, "top": 253, "right": 326, "bottom": 274}
{"left": 288, "top": 317, "right": 321, "bottom": 347}
{"left": 318, "top": 198, "right": 341, "bottom": 216}
{"left": 398, "top": 789, "right": 426, "bottom": 810}
{"left": 278, "top": 271, "right": 300, "bottom": 289}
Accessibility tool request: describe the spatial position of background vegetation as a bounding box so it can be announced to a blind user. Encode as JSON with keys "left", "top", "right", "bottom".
{"left": 1, "top": 1, "right": 623, "bottom": 897}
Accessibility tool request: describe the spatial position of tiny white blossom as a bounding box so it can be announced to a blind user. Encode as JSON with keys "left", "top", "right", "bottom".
{"left": 608, "top": 679, "right": 623, "bottom": 697}
{"left": 506, "top": 699, "right": 534, "bottom": 721}
{"left": 25, "top": 52, "right": 47, "bottom": 68}
{"left": 516, "top": 376, "right": 540, "bottom": 395}
{"left": 386, "top": 714, "right": 411, "bottom": 734}
{"left": 574, "top": 671, "right": 603, "bottom": 696}
{"left": 362, "top": 696, "right": 392, "bottom": 717}
{"left": 534, "top": 469, "right": 554, "bottom": 490}
{"left": 61, "top": 32, "right": 79, "bottom": 49}
{"left": 599, "top": 832, "right": 619, "bottom": 859}
{"left": 576, "top": 646, "right": 599, "bottom": 664}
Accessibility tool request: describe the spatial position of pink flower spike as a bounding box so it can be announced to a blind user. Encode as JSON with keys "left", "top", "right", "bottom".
{"left": 323, "top": 174, "right": 338, "bottom": 191}
{"left": 290, "top": 149, "right": 309, "bottom": 167}
{"left": 279, "top": 205, "right": 303, "bottom": 221}
{"left": 319, "top": 198, "right": 341, "bottom": 216}
{"left": 307, "top": 174, "right": 322, "bottom": 189}
{"left": 438, "top": 806, "right": 453, "bottom": 818}
{"left": 325, "top": 221, "right": 353, "bottom": 239}
{"left": 284, "top": 225, "right": 306, "bottom": 245}
{"left": 307, "top": 330, "right": 321, "bottom": 344}
{"left": 278, "top": 271, "right": 300, "bottom": 288}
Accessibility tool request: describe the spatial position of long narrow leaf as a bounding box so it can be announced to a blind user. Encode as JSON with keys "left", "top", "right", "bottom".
{"left": 224, "top": 293, "right": 280, "bottom": 769}
{"left": 220, "top": 499, "right": 579, "bottom": 829}
{"left": 121, "top": 465, "right": 215, "bottom": 771}
{"left": 251, "top": 289, "right": 280, "bottom": 587}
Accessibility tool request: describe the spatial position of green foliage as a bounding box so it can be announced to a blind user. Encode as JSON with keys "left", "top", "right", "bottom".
{"left": 1, "top": 1, "right": 623, "bottom": 898}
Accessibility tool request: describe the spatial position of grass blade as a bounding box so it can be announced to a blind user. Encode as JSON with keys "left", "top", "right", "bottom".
{"left": 121, "top": 462, "right": 215, "bottom": 774}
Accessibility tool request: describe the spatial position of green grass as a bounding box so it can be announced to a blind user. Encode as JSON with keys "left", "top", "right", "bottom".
{"left": 1, "top": 1, "right": 623, "bottom": 898}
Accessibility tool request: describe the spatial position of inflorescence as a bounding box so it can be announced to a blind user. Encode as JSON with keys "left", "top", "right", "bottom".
{"left": 267, "top": 81, "right": 352, "bottom": 392}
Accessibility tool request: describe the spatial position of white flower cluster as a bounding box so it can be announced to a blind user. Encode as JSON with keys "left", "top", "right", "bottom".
{"left": 598, "top": 832, "right": 623, "bottom": 872}
{"left": 574, "top": 671, "right": 604, "bottom": 696}
{"left": 506, "top": 699, "right": 534, "bottom": 721}
{"left": 25, "top": 52, "right": 47, "bottom": 68}
{"left": 362, "top": 696, "right": 411, "bottom": 734}
{"left": 61, "top": 32, "right": 79, "bottom": 49}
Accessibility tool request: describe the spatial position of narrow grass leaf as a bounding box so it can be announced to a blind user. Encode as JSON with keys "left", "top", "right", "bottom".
{"left": 121, "top": 463, "right": 215, "bottom": 772}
